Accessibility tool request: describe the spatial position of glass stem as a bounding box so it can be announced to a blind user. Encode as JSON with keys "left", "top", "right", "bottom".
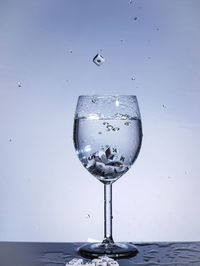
{"left": 103, "top": 183, "right": 114, "bottom": 244}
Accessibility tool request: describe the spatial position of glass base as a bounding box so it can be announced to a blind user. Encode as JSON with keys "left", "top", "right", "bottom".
{"left": 78, "top": 242, "right": 138, "bottom": 259}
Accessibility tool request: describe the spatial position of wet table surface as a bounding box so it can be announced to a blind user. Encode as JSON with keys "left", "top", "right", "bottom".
{"left": 1, "top": 242, "right": 200, "bottom": 266}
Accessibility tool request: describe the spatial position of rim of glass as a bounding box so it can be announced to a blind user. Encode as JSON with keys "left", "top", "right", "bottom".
{"left": 78, "top": 95, "right": 137, "bottom": 98}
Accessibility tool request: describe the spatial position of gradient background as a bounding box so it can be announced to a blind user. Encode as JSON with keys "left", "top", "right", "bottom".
{"left": 0, "top": 0, "right": 200, "bottom": 242}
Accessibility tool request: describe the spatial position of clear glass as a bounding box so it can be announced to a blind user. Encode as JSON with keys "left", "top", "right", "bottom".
{"left": 73, "top": 95, "right": 143, "bottom": 259}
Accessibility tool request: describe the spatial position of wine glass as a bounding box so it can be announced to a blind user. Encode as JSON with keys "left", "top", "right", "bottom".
{"left": 73, "top": 95, "right": 142, "bottom": 259}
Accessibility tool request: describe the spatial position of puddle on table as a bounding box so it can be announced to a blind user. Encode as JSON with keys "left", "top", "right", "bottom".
{"left": 40, "top": 252, "right": 90, "bottom": 265}
{"left": 40, "top": 243, "right": 200, "bottom": 265}
{"left": 123, "top": 242, "right": 200, "bottom": 265}
{"left": 40, "top": 252, "right": 72, "bottom": 264}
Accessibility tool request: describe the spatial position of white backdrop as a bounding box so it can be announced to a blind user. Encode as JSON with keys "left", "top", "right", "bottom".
{"left": 0, "top": 0, "right": 200, "bottom": 242}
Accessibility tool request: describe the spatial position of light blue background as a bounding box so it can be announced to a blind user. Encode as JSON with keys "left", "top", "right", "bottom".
{"left": 0, "top": 0, "right": 200, "bottom": 242}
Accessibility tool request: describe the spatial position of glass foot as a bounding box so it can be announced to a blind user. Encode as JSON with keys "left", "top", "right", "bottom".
{"left": 78, "top": 242, "right": 138, "bottom": 259}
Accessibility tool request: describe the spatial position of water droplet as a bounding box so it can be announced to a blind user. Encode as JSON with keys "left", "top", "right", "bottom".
{"left": 98, "top": 132, "right": 102, "bottom": 134}
{"left": 9, "top": 138, "right": 12, "bottom": 142}
{"left": 133, "top": 16, "right": 138, "bottom": 20}
{"left": 69, "top": 49, "right": 73, "bottom": 53}
{"left": 86, "top": 214, "right": 91, "bottom": 219}
{"left": 93, "top": 54, "right": 105, "bottom": 66}
{"left": 17, "top": 81, "right": 22, "bottom": 87}
{"left": 129, "top": 0, "right": 133, "bottom": 4}
{"left": 162, "top": 105, "right": 167, "bottom": 108}
{"left": 131, "top": 76, "right": 136, "bottom": 80}
{"left": 156, "top": 27, "right": 160, "bottom": 31}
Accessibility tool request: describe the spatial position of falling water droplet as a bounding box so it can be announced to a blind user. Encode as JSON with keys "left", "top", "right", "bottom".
{"left": 86, "top": 214, "right": 91, "bottom": 219}
{"left": 17, "top": 81, "right": 22, "bottom": 87}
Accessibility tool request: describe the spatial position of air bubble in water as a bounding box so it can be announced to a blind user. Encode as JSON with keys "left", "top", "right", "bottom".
{"left": 124, "top": 122, "right": 131, "bottom": 126}
{"left": 92, "top": 98, "right": 97, "bottom": 103}
{"left": 93, "top": 54, "right": 105, "bottom": 66}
